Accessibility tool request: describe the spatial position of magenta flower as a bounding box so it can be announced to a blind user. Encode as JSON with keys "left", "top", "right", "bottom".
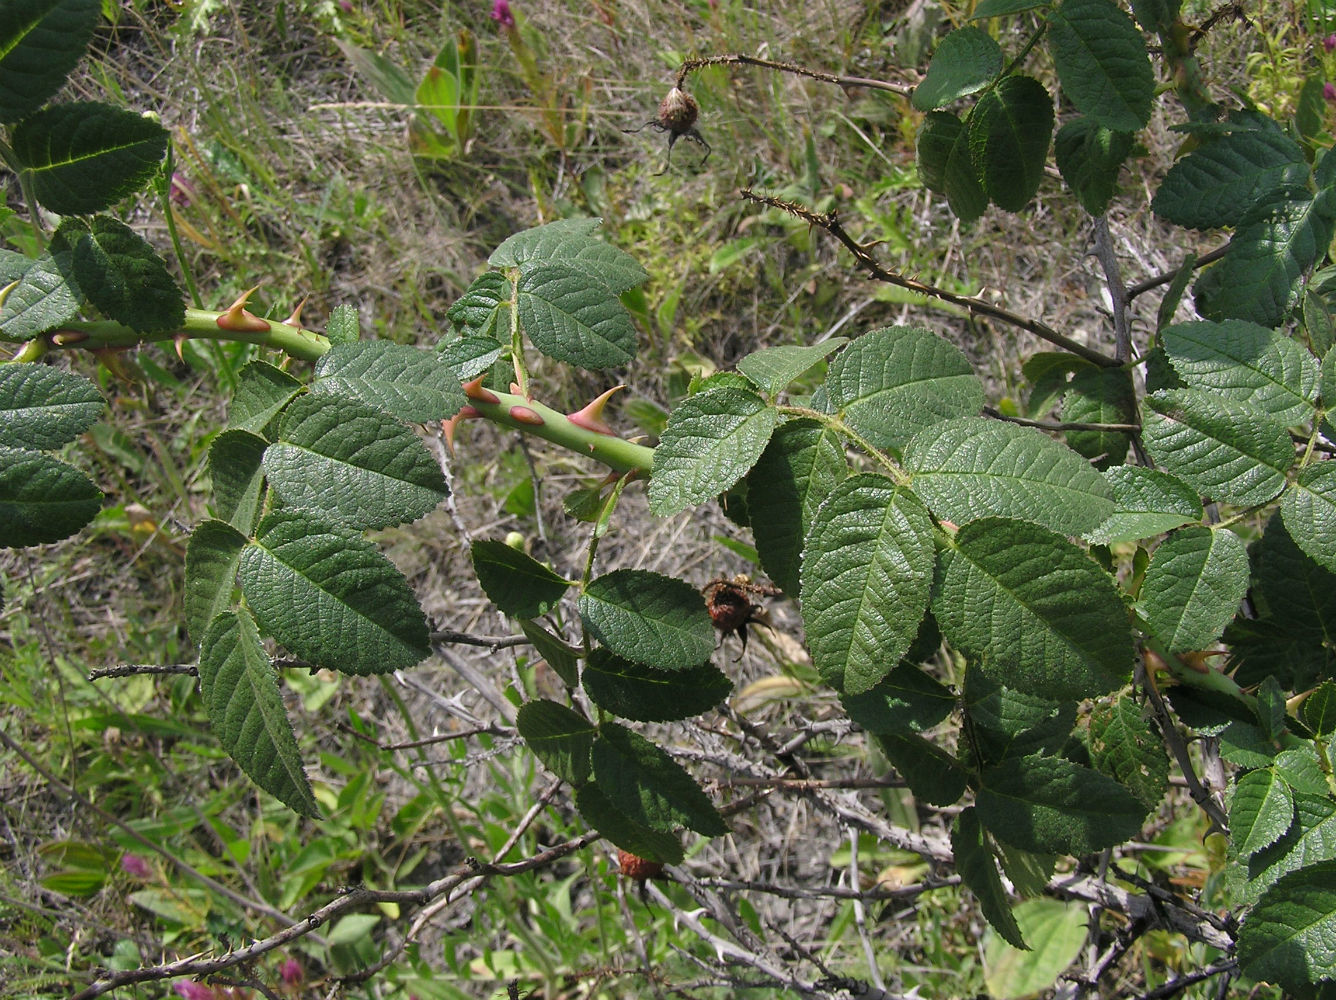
{"left": 279, "top": 958, "right": 302, "bottom": 986}
{"left": 119, "top": 853, "right": 151, "bottom": 879}
{"left": 1325, "top": 81, "right": 1336, "bottom": 102}
{"left": 173, "top": 982, "right": 215, "bottom": 1000}
{"left": 489, "top": 0, "right": 515, "bottom": 27}
{"left": 169, "top": 173, "right": 195, "bottom": 208}
{"left": 1324, "top": 33, "right": 1336, "bottom": 52}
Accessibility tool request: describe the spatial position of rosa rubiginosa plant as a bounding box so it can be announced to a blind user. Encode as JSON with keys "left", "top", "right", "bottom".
{"left": 6, "top": 0, "right": 1336, "bottom": 995}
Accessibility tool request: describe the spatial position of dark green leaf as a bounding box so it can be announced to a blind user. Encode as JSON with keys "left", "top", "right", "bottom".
{"left": 574, "top": 784, "right": 683, "bottom": 864}
{"left": 1141, "top": 389, "right": 1292, "bottom": 506}
{"left": 965, "top": 671, "right": 1075, "bottom": 766}
{"left": 934, "top": 518, "right": 1133, "bottom": 700}
{"left": 826, "top": 326, "right": 984, "bottom": 450}
{"left": 1048, "top": 0, "right": 1154, "bottom": 131}
{"left": 198, "top": 611, "right": 319, "bottom": 817}
{"left": 648, "top": 387, "right": 780, "bottom": 516}
{"left": 0, "top": 364, "right": 103, "bottom": 449}
{"left": 1275, "top": 745, "right": 1330, "bottom": 796}
{"left": 841, "top": 661, "right": 955, "bottom": 734}
{"left": 1282, "top": 463, "right": 1336, "bottom": 574}
{"left": 0, "top": 252, "right": 80, "bottom": 342}
{"left": 735, "top": 339, "right": 847, "bottom": 396}
{"left": 490, "top": 218, "right": 647, "bottom": 293}
{"left": 226, "top": 361, "right": 302, "bottom": 435}
{"left": 1238, "top": 860, "right": 1336, "bottom": 991}
{"left": 1023, "top": 352, "right": 1091, "bottom": 417}
{"left": 516, "top": 699, "right": 594, "bottom": 785}
{"left": 800, "top": 475, "right": 935, "bottom": 694}
{"left": 1054, "top": 118, "right": 1134, "bottom": 216}
{"left": 1302, "top": 681, "right": 1336, "bottom": 738}
{"left": 977, "top": 754, "right": 1147, "bottom": 855}
{"left": 971, "top": 0, "right": 1048, "bottom": 14}
{"left": 578, "top": 569, "right": 715, "bottom": 671}
{"left": 183, "top": 518, "right": 247, "bottom": 645}
{"left": 519, "top": 619, "right": 580, "bottom": 688}
{"left": 904, "top": 416, "right": 1114, "bottom": 535}
{"left": 582, "top": 648, "right": 731, "bottom": 722}
{"left": 264, "top": 393, "right": 448, "bottom": 530}
{"left": 746, "top": 419, "right": 846, "bottom": 597}
{"left": 206, "top": 429, "right": 267, "bottom": 536}
{"left": 439, "top": 336, "right": 504, "bottom": 381}
{"left": 312, "top": 342, "right": 467, "bottom": 423}
{"left": 954, "top": 807, "right": 1026, "bottom": 949}
{"left": 13, "top": 103, "right": 169, "bottom": 215}
{"left": 471, "top": 539, "right": 570, "bottom": 619}
{"left": 1140, "top": 526, "right": 1248, "bottom": 653}
{"left": 1088, "top": 697, "right": 1169, "bottom": 811}
{"left": 446, "top": 270, "right": 509, "bottom": 339}
{"left": 874, "top": 731, "right": 968, "bottom": 806}
{"left": 239, "top": 510, "right": 430, "bottom": 675}
{"left": 1152, "top": 129, "right": 1308, "bottom": 230}
{"left": 917, "top": 111, "right": 989, "bottom": 223}
{"left": 0, "top": 0, "right": 99, "bottom": 124}
{"left": 1062, "top": 365, "right": 1134, "bottom": 468}
{"left": 969, "top": 75, "right": 1054, "bottom": 212}
{"left": 1232, "top": 768, "right": 1295, "bottom": 858}
{"left": 0, "top": 445, "right": 100, "bottom": 546}
{"left": 913, "top": 27, "right": 1003, "bottom": 111}
{"left": 593, "top": 722, "right": 727, "bottom": 836}
{"left": 55, "top": 217, "right": 183, "bottom": 334}
{"left": 518, "top": 264, "right": 636, "bottom": 369}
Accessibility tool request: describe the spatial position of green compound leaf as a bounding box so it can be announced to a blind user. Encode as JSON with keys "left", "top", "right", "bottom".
{"left": 518, "top": 264, "right": 636, "bottom": 370}
{"left": 312, "top": 342, "right": 467, "bottom": 423}
{"left": 826, "top": 326, "right": 984, "bottom": 450}
{"left": 917, "top": 110, "right": 989, "bottom": 223}
{"left": 977, "top": 753, "right": 1147, "bottom": 855}
{"left": 227, "top": 361, "right": 302, "bottom": 436}
{"left": 207, "top": 430, "right": 267, "bottom": 536}
{"left": 875, "top": 731, "right": 969, "bottom": 806}
{"left": 516, "top": 699, "right": 595, "bottom": 785}
{"left": 913, "top": 26, "right": 1003, "bottom": 111}
{"left": 490, "top": 218, "right": 647, "bottom": 294}
{"left": 54, "top": 217, "right": 183, "bottom": 334}
{"left": 578, "top": 569, "right": 715, "bottom": 671}
{"left": 198, "top": 611, "right": 319, "bottom": 818}
{"left": 440, "top": 335, "right": 505, "bottom": 381}
{"left": 1141, "top": 389, "right": 1292, "bottom": 507}
{"left": 1281, "top": 463, "right": 1336, "bottom": 574}
{"left": 0, "top": 445, "right": 100, "bottom": 546}
{"left": 648, "top": 387, "right": 780, "bottom": 516}
{"left": 264, "top": 393, "right": 448, "bottom": 531}
{"left": 840, "top": 661, "right": 956, "bottom": 735}
{"left": 1047, "top": 0, "right": 1154, "bottom": 132}
{"left": 735, "top": 338, "right": 848, "bottom": 396}
{"left": 239, "top": 510, "right": 430, "bottom": 675}
{"left": 0, "top": 364, "right": 103, "bottom": 449}
{"left": 1062, "top": 365, "right": 1134, "bottom": 469}
{"left": 1240, "top": 793, "right": 1336, "bottom": 906}
{"left": 746, "top": 419, "right": 846, "bottom": 598}
{"left": 800, "top": 475, "right": 934, "bottom": 694}
{"left": 904, "top": 416, "right": 1114, "bottom": 536}
{"left": 1232, "top": 768, "right": 1296, "bottom": 858}
{"left": 969, "top": 75, "right": 1054, "bottom": 212}
{"left": 592, "top": 722, "right": 727, "bottom": 837}
{"left": 1054, "top": 117, "right": 1134, "bottom": 217}
{"left": 1275, "top": 745, "right": 1331, "bottom": 796}
{"left": 953, "top": 807, "right": 1026, "bottom": 950}
{"left": 470, "top": 538, "right": 570, "bottom": 619}
{"left": 934, "top": 518, "right": 1133, "bottom": 700}
{"left": 1194, "top": 185, "right": 1336, "bottom": 330}
{"left": 0, "top": 252, "right": 80, "bottom": 342}
{"left": 1088, "top": 697, "right": 1169, "bottom": 811}
{"left": 1140, "top": 526, "right": 1248, "bottom": 653}
{"left": 1238, "top": 860, "right": 1336, "bottom": 991}
{"left": 446, "top": 270, "right": 508, "bottom": 339}
{"left": 1152, "top": 127, "right": 1308, "bottom": 230}
{"left": 0, "top": 0, "right": 99, "bottom": 124}
{"left": 12, "top": 102, "right": 169, "bottom": 215}
{"left": 965, "top": 671, "right": 1075, "bottom": 766}
{"left": 184, "top": 518, "right": 246, "bottom": 645}
{"left": 582, "top": 648, "right": 731, "bottom": 723}
{"left": 1160, "top": 320, "right": 1319, "bottom": 425}
{"left": 574, "top": 784, "right": 683, "bottom": 864}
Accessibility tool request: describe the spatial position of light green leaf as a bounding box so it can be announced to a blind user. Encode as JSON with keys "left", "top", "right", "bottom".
{"left": 1084, "top": 465, "right": 1202, "bottom": 544}
{"left": 1140, "top": 526, "right": 1249, "bottom": 653}
{"left": 648, "top": 387, "right": 780, "bottom": 516}
{"left": 746, "top": 419, "right": 846, "bottom": 597}
{"left": 826, "top": 326, "right": 984, "bottom": 450}
{"left": 206, "top": 429, "right": 267, "bottom": 536}
{"left": 198, "top": 611, "right": 319, "bottom": 817}
{"left": 574, "top": 784, "right": 683, "bottom": 864}
{"left": 1282, "top": 463, "right": 1336, "bottom": 574}
{"left": 1232, "top": 768, "right": 1296, "bottom": 858}
{"left": 735, "top": 339, "right": 847, "bottom": 396}
{"left": 1240, "top": 793, "right": 1336, "bottom": 905}
{"left": 13, "top": 102, "right": 169, "bottom": 215}
{"left": 984, "top": 899, "right": 1090, "bottom": 999}
{"left": 1161, "top": 319, "right": 1319, "bottom": 425}
{"left": 239, "top": 510, "right": 430, "bottom": 675}
{"left": 439, "top": 336, "right": 504, "bottom": 381}
{"left": 1237, "top": 860, "right": 1336, "bottom": 991}
{"left": 934, "top": 518, "right": 1133, "bottom": 700}
{"left": 904, "top": 416, "right": 1114, "bottom": 535}
{"left": 490, "top": 218, "right": 647, "bottom": 293}
{"left": 0, "top": 445, "right": 101, "bottom": 546}
{"left": 953, "top": 807, "right": 1026, "bottom": 950}
{"left": 518, "top": 264, "right": 636, "bottom": 369}
{"left": 0, "top": 364, "right": 103, "bottom": 449}
{"left": 1142, "top": 389, "right": 1292, "bottom": 506}
{"left": 312, "top": 342, "right": 467, "bottom": 422}
{"left": 0, "top": 0, "right": 100, "bottom": 124}
{"left": 969, "top": 75, "right": 1054, "bottom": 212}
{"left": 578, "top": 569, "right": 715, "bottom": 671}
{"left": 325, "top": 303, "right": 358, "bottom": 345}
{"left": 913, "top": 27, "right": 1003, "bottom": 111}
{"left": 1301, "top": 681, "right": 1336, "bottom": 738}
{"left": 264, "top": 393, "right": 448, "bottom": 530}
{"left": 1088, "top": 697, "right": 1169, "bottom": 811}
{"left": 0, "top": 253, "right": 80, "bottom": 342}
{"left": 977, "top": 753, "right": 1147, "bottom": 855}
{"left": 917, "top": 110, "right": 989, "bottom": 223}
{"left": 226, "top": 361, "right": 302, "bottom": 436}
{"left": 1152, "top": 127, "right": 1308, "bottom": 230}
{"left": 1274, "top": 745, "right": 1330, "bottom": 795}
{"left": 183, "top": 519, "right": 247, "bottom": 645}
{"left": 592, "top": 723, "right": 727, "bottom": 836}
{"left": 582, "top": 648, "right": 731, "bottom": 723}
{"left": 800, "top": 475, "right": 935, "bottom": 694}
{"left": 54, "top": 217, "right": 183, "bottom": 334}
{"left": 471, "top": 539, "right": 570, "bottom": 619}
{"left": 1047, "top": 0, "right": 1154, "bottom": 131}
{"left": 516, "top": 699, "right": 594, "bottom": 785}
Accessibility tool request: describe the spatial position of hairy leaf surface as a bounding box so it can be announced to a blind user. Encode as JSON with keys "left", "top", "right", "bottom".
{"left": 313, "top": 342, "right": 468, "bottom": 422}
{"left": 579, "top": 569, "right": 715, "bottom": 671}
{"left": 592, "top": 723, "right": 726, "bottom": 836}
{"left": 1237, "top": 860, "right": 1336, "bottom": 991}
{"left": 0, "top": 445, "right": 100, "bottom": 546}
{"left": 184, "top": 519, "right": 247, "bottom": 645}
{"left": 0, "top": 364, "right": 103, "bottom": 449}
{"left": 1281, "top": 463, "right": 1336, "bottom": 574}
{"left": 207, "top": 430, "right": 267, "bottom": 536}
{"left": 518, "top": 265, "right": 636, "bottom": 369}
{"left": 1232, "top": 768, "right": 1296, "bottom": 858}
{"left": 582, "top": 648, "right": 731, "bottom": 723}
{"left": 1048, "top": 0, "right": 1154, "bottom": 131}
{"left": 1140, "top": 526, "right": 1248, "bottom": 653}
{"left": 471, "top": 539, "right": 570, "bottom": 619}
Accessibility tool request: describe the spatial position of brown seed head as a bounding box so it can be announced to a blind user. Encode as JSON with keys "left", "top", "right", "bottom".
{"left": 658, "top": 87, "right": 699, "bottom": 134}
{"left": 617, "top": 849, "right": 666, "bottom": 881}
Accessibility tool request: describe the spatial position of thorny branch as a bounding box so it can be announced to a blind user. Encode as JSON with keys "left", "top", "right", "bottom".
{"left": 675, "top": 53, "right": 914, "bottom": 98}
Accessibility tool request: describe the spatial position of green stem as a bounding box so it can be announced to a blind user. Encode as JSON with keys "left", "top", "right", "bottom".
{"left": 467, "top": 390, "right": 655, "bottom": 476}
{"left": 778, "top": 404, "right": 909, "bottom": 485}
{"left": 47, "top": 309, "right": 331, "bottom": 363}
